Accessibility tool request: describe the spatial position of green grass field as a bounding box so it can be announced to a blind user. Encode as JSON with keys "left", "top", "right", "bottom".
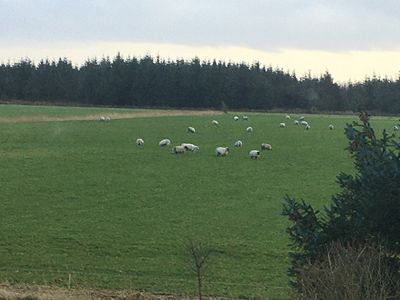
{"left": 0, "top": 104, "right": 145, "bottom": 118}
{"left": 0, "top": 105, "right": 398, "bottom": 299}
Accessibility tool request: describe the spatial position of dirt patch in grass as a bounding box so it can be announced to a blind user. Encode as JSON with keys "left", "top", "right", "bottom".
{"left": 0, "top": 283, "right": 227, "bottom": 300}
{"left": 0, "top": 110, "right": 223, "bottom": 124}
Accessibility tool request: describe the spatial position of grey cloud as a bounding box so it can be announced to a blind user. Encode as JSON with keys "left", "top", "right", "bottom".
{"left": 1, "top": 0, "right": 400, "bottom": 51}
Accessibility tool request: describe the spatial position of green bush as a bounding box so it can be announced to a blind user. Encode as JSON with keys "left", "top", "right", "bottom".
{"left": 282, "top": 112, "right": 400, "bottom": 294}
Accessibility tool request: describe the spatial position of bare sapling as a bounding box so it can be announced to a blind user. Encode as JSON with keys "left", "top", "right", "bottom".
{"left": 185, "top": 240, "right": 212, "bottom": 300}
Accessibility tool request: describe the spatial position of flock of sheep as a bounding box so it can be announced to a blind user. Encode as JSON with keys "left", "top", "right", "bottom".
{"left": 134, "top": 114, "right": 336, "bottom": 160}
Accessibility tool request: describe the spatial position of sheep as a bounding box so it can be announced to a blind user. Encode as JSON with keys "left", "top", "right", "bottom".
{"left": 329, "top": 124, "right": 335, "bottom": 130}
{"left": 246, "top": 126, "right": 253, "bottom": 133}
{"left": 249, "top": 150, "right": 260, "bottom": 159}
{"left": 301, "top": 120, "right": 308, "bottom": 126}
{"left": 261, "top": 143, "right": 272, "bottom": 150}
{"left": 105, "top": 116, "right": 111, "bottom": 121}
{"left": 299, "top": 116, "right": 305, "bottom": 120}
{"left": 100, "top": 116, "right": 106, "bottom": 121}
{"left": 159, "top": 138, "right": 171, "bottom": 147}
{"left": 172, "top": 145, "right": 186, "bottom": 154}
{"left": 286, "top": 115, "right": 291, "bottom": 119}
{"left": 279, "top": 122, "right": 286, "bottom": 128}
{"left": 233, "top": 116, "right": 239, "bottom": 121}
{"left": 216, "top": 147, "right": 229, "bottom": 157}
{"left": 394, "top": 125, "right": 399, "bottom": 131}
{"left": 136, "top": 138, "right": 144, "bottom": 147}
{"left": 187, "top": 126, "right": 196, "bottom": 133}
{"left": 294, "top": 120, "right": 299, "bottom": 125}
{"left": 305, "top": 124, "right": 311, "bottom": 130}
{"left": 243, "top": 115, "right": 248, "bottom": 120}
{"left": 212, "top": 120, "right": 219, "bottom": 125}
{"left": 181, "top": 143, "right": 199, "bottom": 151}
{"left": 234, "top": 140, "right": 243, "bottom": 147}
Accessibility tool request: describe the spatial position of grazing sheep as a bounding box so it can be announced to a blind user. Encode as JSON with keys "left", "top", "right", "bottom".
{"left": 212, "top": 120, "right": 219, "bottom": 125}
{"left": 329, "top": 124, "right": 335, "bottom": 130}
{"left": 234, "top": 140, "right": 243, "bottom": 147}
{"left": 243, "top": 115, "right": 248, "bottom": 120}
{"left": 261, "top": 143, "right": 272, "bottom": 150}
{"left": 233, "top": 116, "right": 239, "bottom": 121}
{"left": 100, "top": 116, "right": 106, "bottom": 121}
{"left": 136, "top": 138, "right": 144, "bottom": 147}
{"left": 181, "top": 143, "right": 199, "bottom": 151}
{"left": 279, "top": 122, "right": 286, "bottom": 128}
{"left": 159, "top": 138, "right": 171, "bottom": 147}
{"left": 394, "top": 125, "right": 399, "bottom": 131}
{"left": 216, "top": 147, "right": 229, "bottom": 156}
{"left": 286, "top": 115, "right": 291, "bottom": 119}
{"left": 187, "top": 126, "right": 196, "bottom": 133}
{"left": 172, "top": 145, "right": 186, "bottom": 154}
{"left": 294, "top": 120, "right": 299, "bottom": 125}
{"left": 299, "top": 116, "right": 305, "bottom": 120}
{"left": 301, "top": 120, "right": 308, "bottom": 126}
{"left": 246, "top": 126, "right": 253, "bottom": 132}
{"left": 105, "top": 116, "right": 111, "bottom": 121}
{"left": 249, "top": 150, "right": 260, "bottom": 159}
{"left": 305, "top": 124, "right": 311, "bottom": 130}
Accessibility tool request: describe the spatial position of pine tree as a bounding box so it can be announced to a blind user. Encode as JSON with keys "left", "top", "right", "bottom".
{"left": 282, "top": 112, "right": 400, "bottom": 291}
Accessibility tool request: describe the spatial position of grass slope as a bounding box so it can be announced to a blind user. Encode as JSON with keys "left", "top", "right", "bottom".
{"left": 0, "top": 104, "right": 144, "bottom": 118}
{"left": 0, "top": 106, "right": 398, "bottom": 299}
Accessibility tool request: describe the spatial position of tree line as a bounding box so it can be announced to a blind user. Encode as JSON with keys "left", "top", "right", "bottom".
{"left": 1, "top": 54, "right": 400, "bottom": 113}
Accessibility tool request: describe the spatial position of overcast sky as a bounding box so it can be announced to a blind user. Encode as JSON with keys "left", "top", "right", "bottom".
{"left": 1, "top": 0, "right": 400, "bottom": 81}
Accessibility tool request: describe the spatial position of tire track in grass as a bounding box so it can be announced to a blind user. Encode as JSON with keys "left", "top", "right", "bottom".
{"left": 0, "top": 110, "right": 223, "bottom": 124}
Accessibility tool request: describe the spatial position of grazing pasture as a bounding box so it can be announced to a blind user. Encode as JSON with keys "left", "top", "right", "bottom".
{"left": 0, "top": 105, "right": 398, "bottom": 299}
{"left": 0, "top": 104, "right": 141, "bottom": 118}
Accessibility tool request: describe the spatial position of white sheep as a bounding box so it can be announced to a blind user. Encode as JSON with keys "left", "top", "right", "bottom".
{"left": 136, "top": 138, "right": 144, "bottom": 147}
{"left": 216, "top": 147, "right": 229, "bottom": 156}
{"left": 243, "top": 115, "right": 248, "bottom": 120}
{"left": 305, "top": 124, "right": 311, "bottom": 130}
{"left": 300, "top": 120, "right": 308, "bottom": 126}
{"left": 234, "top": 140, "right": 243, "bottom": 147}
{"left": 187, "top": 126, "right": 196, "bottom": 133}
{"left": 329, "top": 124, "right": 335, "bottom": 130}
{"left": 100, "top": 116, "right": 106, "bottom": 121}
{"left": 294, "top": 120, "right": 299, "bottom": 125}
{"left": 299, "top": 116, "right": 305, "bottom": 120}
{"left": 172, "top": 145, "right": 186, "bottom": 154}
{"left": 279, "top": 122, "right": 286, "bottom": 128}
{"left": 212, "top": 120, "right": 219, "bottom": 125}
{"left": 181, "top": 143, "right": 199, "bottom": 151}
{"left": 249, "top": 150, "right": 260, "bottom": 159}
{"left": 105, "top": 116, "right": 111, "bottom": 121}
{"left": 246, "top": 126, "right": 253, "bottom": 132}
{"left": 233, "top": 116, "right": 239, "bottom": 121}
{"left": 394, "top": 125, "right": 399, "bottom": 131}
{"left": 286, "top": 115, "right": 291, "bottom": 119}
{"left": 159, "top": 138, "right": 171, "bottom": 147}
{"left": 261, "top": 143, "right": 272, "bottom": 150}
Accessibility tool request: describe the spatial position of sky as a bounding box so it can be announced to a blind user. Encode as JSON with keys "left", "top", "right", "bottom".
{"left": 1, "top": 0, "right": 400, "bottom": 82}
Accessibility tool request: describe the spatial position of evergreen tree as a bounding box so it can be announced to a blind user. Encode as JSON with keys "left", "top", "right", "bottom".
{"left": 0, "top": 55, "right": 399, "bottom": 112}
{"left": 282, "top": 112, "right": 400, "bottom": 291}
